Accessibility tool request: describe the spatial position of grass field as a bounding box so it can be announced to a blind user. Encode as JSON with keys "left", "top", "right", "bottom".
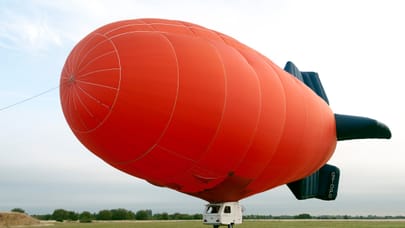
{"left": 36, "top": 220, "right": 405, "bottom": 228}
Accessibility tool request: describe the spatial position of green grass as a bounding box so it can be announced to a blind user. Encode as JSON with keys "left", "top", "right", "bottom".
{"left": 38, "top": 220, "right": 405, "bottom": 228}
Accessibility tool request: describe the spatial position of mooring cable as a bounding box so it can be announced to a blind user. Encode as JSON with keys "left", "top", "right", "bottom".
{"left": 0, "top": 85, "right": 60, "bottom": 112}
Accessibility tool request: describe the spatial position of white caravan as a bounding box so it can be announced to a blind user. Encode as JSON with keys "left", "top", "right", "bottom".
{"left": 203, "top": 202, "right": 243, "bottom": 228}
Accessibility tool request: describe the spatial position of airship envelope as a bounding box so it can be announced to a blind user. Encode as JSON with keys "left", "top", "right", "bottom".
{"left": 60, "top": 18, "right": 391, "bottom": 202}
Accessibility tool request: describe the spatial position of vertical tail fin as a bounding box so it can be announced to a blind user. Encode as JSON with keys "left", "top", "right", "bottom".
{"left": 284, "top": 61, "right": 329, "bottom": 104}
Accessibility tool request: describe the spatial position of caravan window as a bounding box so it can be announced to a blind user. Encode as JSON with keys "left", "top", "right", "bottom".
{"left": 224, "top": 206, "right": 231, "bottom": 214}
{"left": 206, "top": 205, "right": 220, "bottom": 214}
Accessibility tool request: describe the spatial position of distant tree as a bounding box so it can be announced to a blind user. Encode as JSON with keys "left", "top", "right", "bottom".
{"left": 127, "top": 210, "right": 135, "bottom": 220}
{"left": 79, "top": 211, "right": 93, "bottom": 223}
{"left": 32, "top": 214, "right": 52, "bottom": 220}
{"left": 248, "top": 215, "right": 270, "bottom": 220}
{"left": 153, "top": 212, "right": 169, "bottom": 220}
{"left": 169, "top": 212, "right": 193, "bottom": 220}
{"left": 294, "top": 213, "right": 311, "bottom": 219}
{"left": 135, "top": 209, "right": 152, "bottom": 220}
{"left": 96, "top": 210, "right": 112, "bottom": 220}
{"left": 11, "top": 208, "right": 25, "bottom": 213}
{"left": 367, "top": 215, "right": 377, "bottom": 219}
{"left": 111, "top": 208, "right": 134, "bottom": 220}
{"left": 160, "top": 212, "right": 169, "bottom": 220}
{"left": 192, "top": 213, "right": 203, "bottom": 220}
{"left": 66, "top": 211, "right": 79, "bottom": 221}
{"left": 52, "top": 209, "right": 68, "bottom": 222}
{"left": 111, "top": 209, "right": 126, "bottom": 220}
{"left": 169, "top": 213, "right": 179, "bottom": 220}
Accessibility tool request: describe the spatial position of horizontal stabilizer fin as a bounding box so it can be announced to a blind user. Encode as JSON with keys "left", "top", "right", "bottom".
{"left": 335, "top": 114, "right": 392, "bottom": 141}
{"left": 287, "top": 164, "right": 340, "bottom": 201}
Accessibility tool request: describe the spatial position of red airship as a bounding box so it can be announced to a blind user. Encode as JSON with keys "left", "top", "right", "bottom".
{"left": 60, "top": 18, "right": 391, "bottom": 203}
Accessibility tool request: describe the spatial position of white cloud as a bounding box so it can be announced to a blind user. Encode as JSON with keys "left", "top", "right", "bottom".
{"left": 0, "top": 8, "right": 62, "bottom": 53}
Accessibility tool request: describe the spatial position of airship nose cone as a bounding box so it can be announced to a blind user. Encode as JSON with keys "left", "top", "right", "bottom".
{"left": 60, "top": 30, "right": 180, "bottom": 164}
{"left": 60, "top": 34, "right": 121, "bottom": 133}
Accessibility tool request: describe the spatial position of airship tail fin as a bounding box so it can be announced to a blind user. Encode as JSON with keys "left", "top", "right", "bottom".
{"left": 284, "top": 61, "right": 392, "bottom": 141}
{"left": 284, "top": 61, "right": 329, "bottom": 104}
{"left": 287, "top": 164, "right": 340, "bottom": 201}
{"left": 284, "top": 61, "right": 391, "bottom": 201}
{"left": 335, "top": 114, "right": 391, "bottom": 140}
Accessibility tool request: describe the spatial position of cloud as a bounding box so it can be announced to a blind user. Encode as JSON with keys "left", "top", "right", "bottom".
{"left": 0, "top": 0, "right": 289, "bottom": 55}
{"left": 0, "top": 7, "right": 62, "bottom": 53}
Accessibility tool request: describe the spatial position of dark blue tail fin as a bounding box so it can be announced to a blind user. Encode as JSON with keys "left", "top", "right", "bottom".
{"left": 284, "top": 61, "right": 391, "bottom": 201}
{"left": 287, "top": 164, "right": 340, "bottom": 201}
{"left": 284, "top": 61, "right": 329, "bottom": 104}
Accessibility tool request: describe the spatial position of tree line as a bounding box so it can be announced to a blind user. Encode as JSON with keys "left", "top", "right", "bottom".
{"left": 244, "top": 213, "right": 405, "bottom": 220}
{"left": 31, "top": 208, "right": 202, "bottom": 222}
{"left": 11, "top": 208, "right": 405, "bottom": 222}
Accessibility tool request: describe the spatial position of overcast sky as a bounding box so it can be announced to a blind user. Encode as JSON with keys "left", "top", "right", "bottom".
{"left": 0, "top": 0, "right": 404, "bottom": 216}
